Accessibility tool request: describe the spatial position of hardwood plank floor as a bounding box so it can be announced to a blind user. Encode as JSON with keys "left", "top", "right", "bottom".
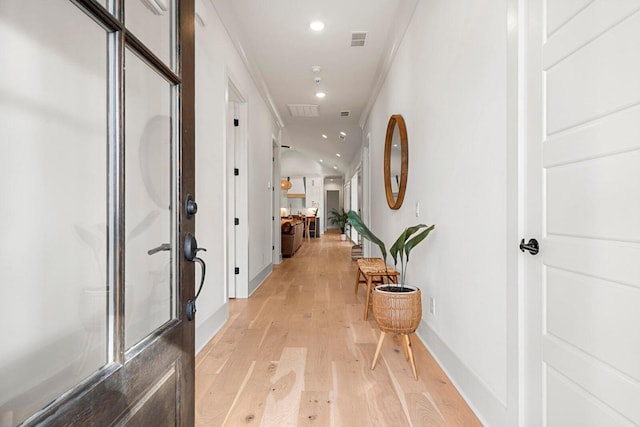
{"left": 195, "top": 231, "right": 481, "bottom": 426}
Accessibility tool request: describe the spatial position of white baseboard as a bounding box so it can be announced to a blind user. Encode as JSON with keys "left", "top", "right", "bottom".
{"left": 248, "top": 263, "right": 272, "bottom": 296}
{"left": 415, "top": 321, "right": 508, "bottom": 427}
{"left": 195, "top": 303, "right": 229, "bottom": 355}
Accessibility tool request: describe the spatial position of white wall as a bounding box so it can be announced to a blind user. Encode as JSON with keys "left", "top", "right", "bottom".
{"left": 195, "top": 1, "right": 280, "bottom": 352}
{"left": 363, "top": 0, "right": 510, "bottom": 424}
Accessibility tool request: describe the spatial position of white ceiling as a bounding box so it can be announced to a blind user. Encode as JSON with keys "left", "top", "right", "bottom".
{"left": 209, "top": 0, "right": 418, "bottom": 175}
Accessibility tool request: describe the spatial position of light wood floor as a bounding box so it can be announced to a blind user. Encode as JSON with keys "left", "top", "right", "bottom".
{"left": 195, "top": 231, "right": 481, "bottom": 426}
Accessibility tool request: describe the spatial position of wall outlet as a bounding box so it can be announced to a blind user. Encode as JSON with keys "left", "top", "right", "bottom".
{"left": 429, "top": 297, "right": 436, "bottom": 315}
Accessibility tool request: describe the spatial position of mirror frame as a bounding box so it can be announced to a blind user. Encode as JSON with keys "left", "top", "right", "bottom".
{"left": 384, "top": 114, "right": 408, "bottom": 209}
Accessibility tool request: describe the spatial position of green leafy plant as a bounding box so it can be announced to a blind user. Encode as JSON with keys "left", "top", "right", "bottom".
{"left": 347, "top": 210, "right": 434, "bottom": 289}
{"left": 328, "top": 208, "right": 349, "bottom": 234}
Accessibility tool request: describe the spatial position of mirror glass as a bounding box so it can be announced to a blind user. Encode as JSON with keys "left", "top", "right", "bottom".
{"left": 390, "top": 125, "right": 401, "bottom": 199}
{"left": 384, "top": 115, "right": 408, "bottom": 209}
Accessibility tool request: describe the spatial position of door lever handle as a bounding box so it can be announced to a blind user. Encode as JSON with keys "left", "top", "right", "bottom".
{"left": 186, "top": 256, "right": 206, "bottom": 321}
{"left": 519, "top": 238, "right": 539, "bottom": 255}
{"left": 147, "top": 243, "right": 171, "bottom": 255}
{"left": 184, "top": 233, "right": 207, "bottom": 321}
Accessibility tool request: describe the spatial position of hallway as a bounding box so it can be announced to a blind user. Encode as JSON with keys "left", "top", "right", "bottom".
{"left": 195, "top": 232, "right": 480, "bottom": 426}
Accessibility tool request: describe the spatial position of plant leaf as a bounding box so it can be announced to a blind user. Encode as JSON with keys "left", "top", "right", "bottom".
{"left": 389, "top": 228, "right": 408, "bottom": 266}
{"left": 404, "top": 224, "right": 435, "bottom": 262}
{"left": 405, "top": 223, "right": 428, "bottom": 238}
{"left": 347, "top": 210, "right": 387, "bottom": 262}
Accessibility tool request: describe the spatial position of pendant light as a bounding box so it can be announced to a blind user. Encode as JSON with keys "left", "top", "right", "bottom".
{"left": 280, "top": 177, "right": 292, "bottom": 191}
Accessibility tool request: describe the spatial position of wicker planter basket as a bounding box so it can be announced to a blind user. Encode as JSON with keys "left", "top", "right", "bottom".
{"left": 372, "top": 285, "right": 422, "bottom": 334}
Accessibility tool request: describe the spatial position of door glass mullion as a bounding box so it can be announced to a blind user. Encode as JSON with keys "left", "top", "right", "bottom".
{"left": 170, "top": 82, "right": 179, "bottom": 321}
{"left": 108, "top": 28, "right": 125, "bottom": 365}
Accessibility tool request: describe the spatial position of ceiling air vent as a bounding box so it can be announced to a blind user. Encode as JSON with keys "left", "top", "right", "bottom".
{"left": 287, "top": 104, "right": 320, "bottom": 117}
{"left": 340, "top": 111, "right": 350, "bottom": 117}
{"left": 351, "top": 32, "right": 367, "bottom": 47}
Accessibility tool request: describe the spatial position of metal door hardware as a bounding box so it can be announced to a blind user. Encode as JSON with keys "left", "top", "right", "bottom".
{"left": 184, "top": 233, "right": 207, "bottom": 321}
{"left": 185, "top": 194, "right": 198, "bottom": 219}
{"left": 147, "top": 243, "right": 171, "bottom": 255}
{"left": 519, "top": 238, "right": 539, "bottom": 255}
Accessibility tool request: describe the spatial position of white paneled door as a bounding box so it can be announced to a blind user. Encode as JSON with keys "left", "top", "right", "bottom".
{"left": 525, "top": 0, "right": 640, "bottom": 425}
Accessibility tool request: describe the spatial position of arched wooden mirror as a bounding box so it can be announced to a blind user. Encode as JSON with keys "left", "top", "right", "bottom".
{"left": 384, "top": 114, "right": 408, "bottom": 209}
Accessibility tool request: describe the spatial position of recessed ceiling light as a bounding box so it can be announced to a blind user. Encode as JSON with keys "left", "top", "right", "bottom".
{"left": 336, "top": 153, "right": 341, "bottom": 157}
{"left": 311, "top": 65, "right": 322, "bottom": 73}
{"left": 333, "top": 165, "right": 338, "bottom": 170}
{"left": 310, "top": 21, "right": 325, "bottom": 31}
{"left": 393, "top": 143, "right": 398, "bottom": 147}
{"left": 322, "top": 134, "right": 327, "bottom": 139}
{"left": 319, "top": 159, "right": 323, "bottom": 162}
{"left": 339, "top": 131, "right": 346, "bottom": 136}
{"left": 315, "top": 92, "right": 326, "bottom": 99}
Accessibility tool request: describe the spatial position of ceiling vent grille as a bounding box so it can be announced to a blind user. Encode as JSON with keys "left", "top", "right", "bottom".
{"left": 340, "top": 111, "right": 350, "bottom": 117}
{"left": 287, "top": 104, "right": 320, "bottom": 117}
{"left": 351, "top": 32, "right": 367, "bottom": 47}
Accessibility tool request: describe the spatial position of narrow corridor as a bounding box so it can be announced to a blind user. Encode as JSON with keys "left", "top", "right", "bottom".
{"left": 195, "top": 232, "right": 480, "bottom": 426}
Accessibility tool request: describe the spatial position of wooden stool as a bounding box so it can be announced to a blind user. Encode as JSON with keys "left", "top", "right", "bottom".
{"left": 305, "top": 216, "right": 317, "bottom": 239}
{"left": 354, "top": 258, "right": 400, "bottom": 320}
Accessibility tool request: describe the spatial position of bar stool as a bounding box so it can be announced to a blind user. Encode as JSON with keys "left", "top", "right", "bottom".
{"left": 306, "top": 216, "right": 317, "bottom": 239}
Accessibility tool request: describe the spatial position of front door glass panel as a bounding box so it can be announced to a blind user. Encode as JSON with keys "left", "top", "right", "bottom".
{"left": 125, "top": 0, "right": 174, "bottom": 70}
{"left": 0, "top": 1, "right": 108, "bottom": 424}
{"left": 124, "top": 49, "right": 174, "bottom": 350}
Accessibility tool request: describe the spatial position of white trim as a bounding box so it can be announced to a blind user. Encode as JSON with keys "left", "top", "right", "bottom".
{"left": 224, "top": 75, "right": 249, "bottom": 299}
{"left": 416, "top": 321, "right": 508, "bottom": 427}
{"left": 272, "top": 135, "right": 282, "bottom": 264}
{"left": 248, "top": 264, "right": 272, "bottom": 297}
{"left": 195, "top": 302, "right": 229, "bottom": 354}
{"left": 506, "top": 0, "right": 526, "bottom": 425}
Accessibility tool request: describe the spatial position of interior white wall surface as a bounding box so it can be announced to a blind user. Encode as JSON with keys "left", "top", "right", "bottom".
{"left": 280, "top": 145, "right": 326, "bottom": 177}
{"left": 247, "top": 102, "right": 280, "bottom": 278}
{"left": 363, "top": 0, "right": 509, "bottom": 416}
{"left": 195, "top": 1, "right": 279, "bottom": 351}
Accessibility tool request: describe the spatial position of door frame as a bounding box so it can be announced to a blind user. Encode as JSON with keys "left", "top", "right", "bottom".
{"left": 507, "top": 0, "right": 525, "bottom": 425}
{"left": 272, "top": 137, "right": 281, "bottom": 264}
{"left": 225, "top": 78, "right": 248, "bottom": 299}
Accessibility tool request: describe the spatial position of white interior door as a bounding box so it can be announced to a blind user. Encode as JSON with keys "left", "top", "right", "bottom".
{"left": 525, "top": 1, "right": 640, "bottom": 425}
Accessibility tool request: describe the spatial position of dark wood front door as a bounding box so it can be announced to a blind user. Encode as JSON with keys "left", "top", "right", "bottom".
{"left": 0, "top": 0, "right": 195, "bottom": 425}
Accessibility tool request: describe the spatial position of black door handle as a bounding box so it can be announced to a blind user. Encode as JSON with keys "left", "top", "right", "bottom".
{"left": 185, "top": 194, "right": 198, "bottom": 219}
{"left": 520, "top": 238, "right": 539, "bottom": 255}
{"left": 184, "top": 233, "right": 207, "bottom": 321}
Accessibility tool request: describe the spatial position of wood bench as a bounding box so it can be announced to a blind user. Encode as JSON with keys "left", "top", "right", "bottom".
{"left": 354, "top": 258, "right": 400, "bottom": 320}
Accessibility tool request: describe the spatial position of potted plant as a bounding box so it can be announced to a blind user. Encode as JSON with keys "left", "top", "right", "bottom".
{"left": 328, "top": 208, "right": 349, "bottom": 240}
{"left": 347, "top": 210, "right": 434, "bottom": 379}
